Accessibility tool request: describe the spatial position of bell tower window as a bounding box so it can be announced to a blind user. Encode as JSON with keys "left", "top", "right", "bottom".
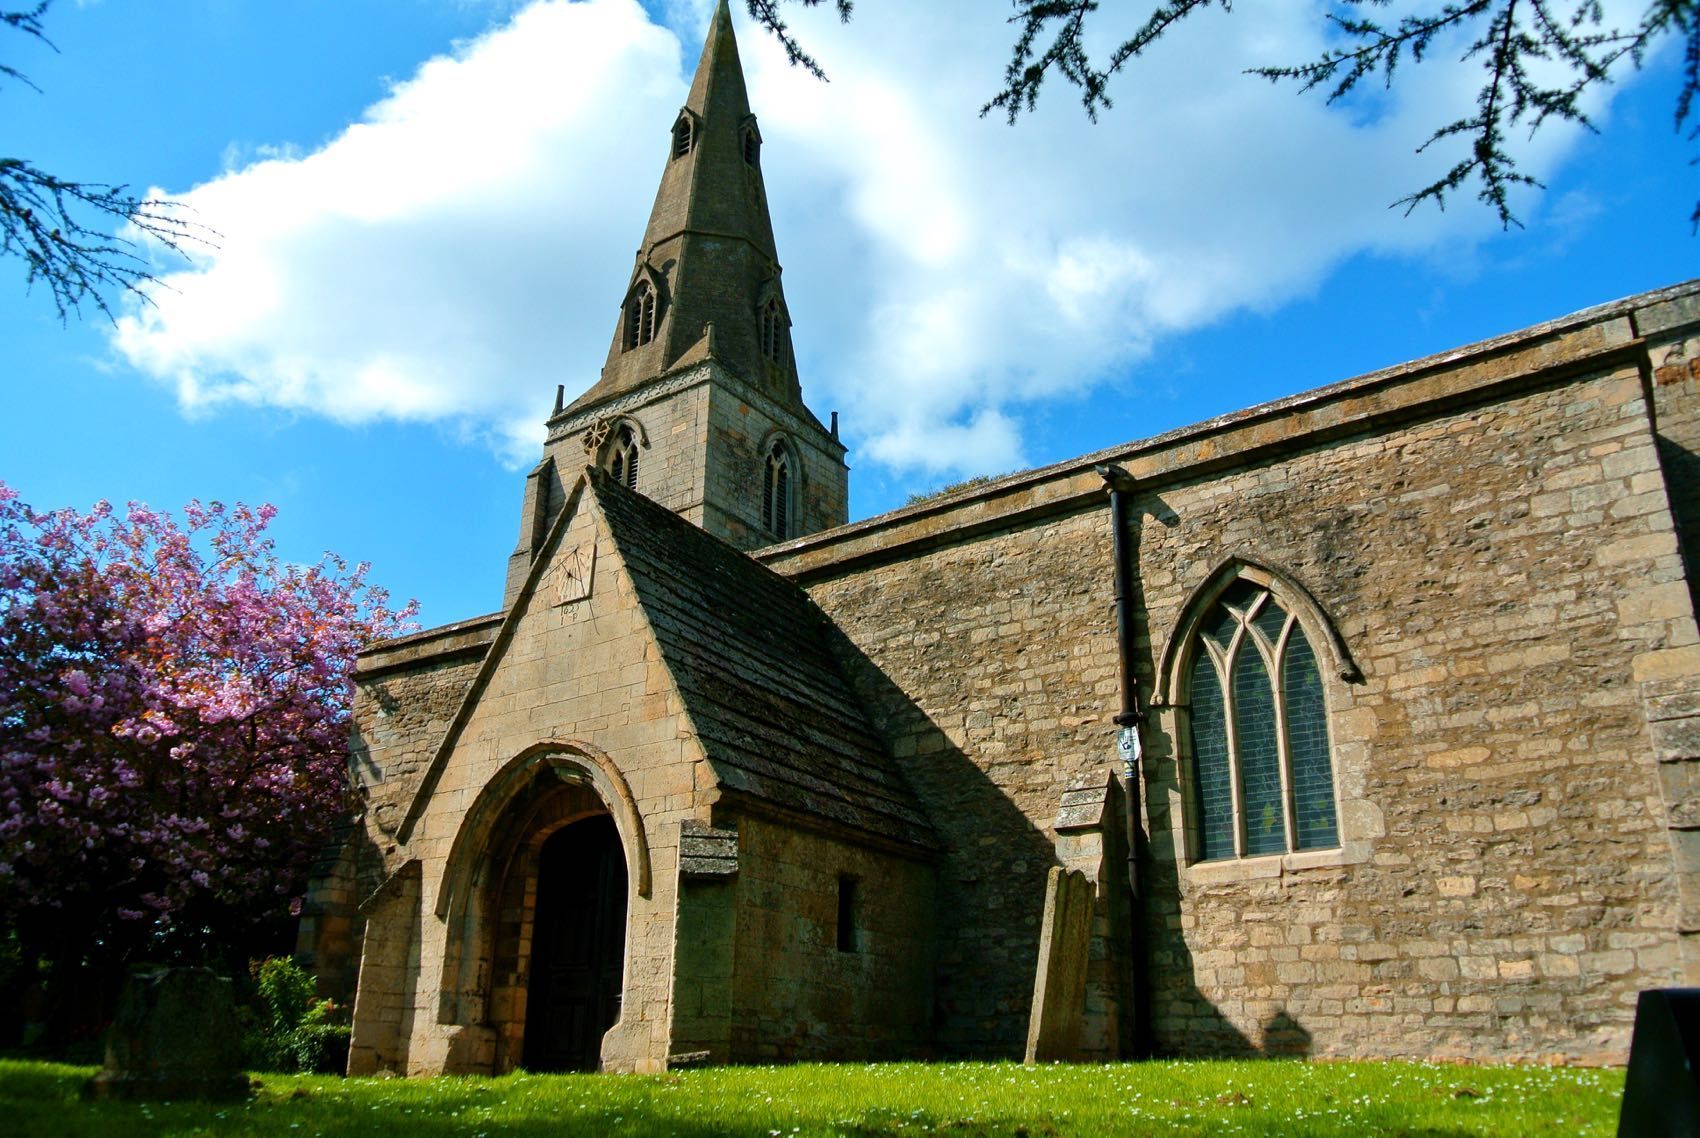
{"left": 608, "top": 425, "right": 640, "bottom": 490}
{"left": 743, "top": 128, "right": 760, "bottom": 167}
{"left": 624, "top": 282, "right": 657, "bottom": 351}
{"left": 672, "top": 116, "right": 694, "bottom": 159}
{"left": 762, "top": 440, "right": 793, "bottom": 537}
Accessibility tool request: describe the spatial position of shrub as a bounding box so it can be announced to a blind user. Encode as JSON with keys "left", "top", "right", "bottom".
{"left": 242, "top": 957, "right": 349, "bottom": 1075}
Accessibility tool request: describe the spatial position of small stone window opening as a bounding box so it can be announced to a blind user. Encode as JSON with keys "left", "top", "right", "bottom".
{"left": 743, "top": 128, "right": 760, "bottom": 167}
{"left": 624, "top": 282, "right": 657, "bottom": 350}
{"left": 836, "top": 874, "right": 859, "bottom": 953}
{"left": 608, "top": 426, "right": 639, "bottom": 490}
{"left": 1185, "top": 578, "right": 1338, "bottom": 862}
{"left": 759, "top": 298, "right": 784, "bottom": 365}
{"left": 762, "top": 441, "right": 792, "bottom": 538}
{"left": 672, "top": 117, "right": 693, "bottom": 159}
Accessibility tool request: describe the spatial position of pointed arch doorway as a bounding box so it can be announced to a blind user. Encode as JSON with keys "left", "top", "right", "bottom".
{"left": 523, "top": 813, "right": 629, "bottom": 1072}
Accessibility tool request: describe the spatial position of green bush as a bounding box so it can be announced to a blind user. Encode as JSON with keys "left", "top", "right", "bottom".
{"left": 241, "top": 957, "right": 349, "bottom": 1075}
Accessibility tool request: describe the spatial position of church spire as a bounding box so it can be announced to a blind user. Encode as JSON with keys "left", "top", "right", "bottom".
{"left": 518, "top": 0, "right": 846, "bottom": 570}
{"left": 567, "top": 0, "right": 794, "bottom": 415}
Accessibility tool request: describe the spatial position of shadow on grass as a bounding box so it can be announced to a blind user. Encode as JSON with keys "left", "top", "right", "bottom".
{"left": 1, "top": 1060, "right": 1610, "bottom": 1138}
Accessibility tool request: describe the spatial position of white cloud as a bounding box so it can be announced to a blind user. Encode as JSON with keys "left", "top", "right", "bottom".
{"left": 113, "top": 0, "right": 1634, "bottom": 479}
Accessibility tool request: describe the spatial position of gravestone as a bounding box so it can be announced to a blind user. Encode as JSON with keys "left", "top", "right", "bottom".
{"left": 1618, "top": 988, "right": 1700, "bottom": 1138}
{"left": 86, "top": 965, "right": 249, "bottom": 1101}
{"left": 1025, "top": 867, "right": 1093, "bottom": 1063}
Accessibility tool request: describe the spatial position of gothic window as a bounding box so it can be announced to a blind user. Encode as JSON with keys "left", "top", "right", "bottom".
{"left": 623, "top": 282, "right": 657, "bottom": 350}
{"left": 608, "top": 426, "right": 639, "bottom": 490}
{"left": 762, "top": 440, "right": 792, "bottom": 537}
{"left": 1183, "top": 576, "right": 1338, "bottom": 861}
{"left": 759, "top": 297, "right": 785, "bottom": 365}
{"left": 743, "top": 127, "right": 760, "bottom": 167}
{"left": 672, "top": 116, "right": 694, "bottom": 159}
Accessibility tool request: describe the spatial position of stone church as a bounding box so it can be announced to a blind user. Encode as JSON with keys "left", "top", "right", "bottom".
{"left": 301, "top": 0, "right": 1700, "bottom": 1074}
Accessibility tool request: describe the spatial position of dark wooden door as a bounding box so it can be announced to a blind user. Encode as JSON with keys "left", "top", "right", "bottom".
{"left": 523, "top": 814, "right": 628, "bottom": 1071}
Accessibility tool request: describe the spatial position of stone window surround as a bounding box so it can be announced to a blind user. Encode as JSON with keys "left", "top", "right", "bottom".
{"left": 755, "top": 281, "right": 790, "bottom": 375}
{"left": 671, "top": 110, "right": 698, "bottom": 160}
{"left": 589, "top": 414, "right": 650, "bottom": 479}
{"left": 760, "top": 432, "right": 799, "bottom": 538}
{"left": 1150, "top": 554, "right": 1378, "bottom": 887}
{"left": 740, "top": 114, "right": 761, "bottom": 167}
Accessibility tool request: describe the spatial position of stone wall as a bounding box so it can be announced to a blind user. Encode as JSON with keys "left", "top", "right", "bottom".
{"left": 705, "top": 376, "right": 847, "bottom": 549}
{"left": 1639, "top": 291, "right": 1700, "bottom": 983}
{"left": 301, "top": 616, "right": 498, "bottom": 1008}
{"left": 351, "top": 615, "right": 500, "bottom": 845}
{"left": 721, "top": 813, "right": 936, "bottom": 1062}
{"left": 765, "top": 284, "right": 1700, "bottom": 1064}
{"left": 808, "top": 504, "right": 1118, "bottom": 1057}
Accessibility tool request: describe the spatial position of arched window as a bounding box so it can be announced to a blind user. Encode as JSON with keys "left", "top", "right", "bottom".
{"left": 762, "top": 440, "right": 792, "bottom": 537}
{"left": 759, "top": 297, "right": 784, "bottom": 365}
{"left": 742, "top": 127, "right": 760, "bottom": 167}
{"left": 672, "top": 116, "right": 694, "bottom": 159}
{"left": 608, "top": 426, "right": 639, "bottom": 490}
{"left": 1183, "top": 576, "right": 1338, "bottom": 861}
{"left": 623, "top": 282, "right": 657, "bottom": 351}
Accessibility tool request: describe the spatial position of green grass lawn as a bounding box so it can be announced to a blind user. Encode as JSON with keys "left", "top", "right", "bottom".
{"left": 1, "top": 1057, "right": 1623, "bottom": 1137}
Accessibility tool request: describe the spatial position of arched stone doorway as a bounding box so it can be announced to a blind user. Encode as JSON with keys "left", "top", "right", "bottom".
{"left": 522, "top": 814, "right": 629, "bottom": 1071}
{"left": 434, "top": 743, "right": 650, "bottom": 1074}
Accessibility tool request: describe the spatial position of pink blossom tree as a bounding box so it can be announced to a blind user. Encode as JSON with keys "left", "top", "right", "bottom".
{"left": 0, "top": 483, "right": 415, "bottom": 987}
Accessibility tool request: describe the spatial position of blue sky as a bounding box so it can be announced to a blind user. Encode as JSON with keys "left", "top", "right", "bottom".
{"left": 3, "top": 0, "right": 1696, "bottom": 627}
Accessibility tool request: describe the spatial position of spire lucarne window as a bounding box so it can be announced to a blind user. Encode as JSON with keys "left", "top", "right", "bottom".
{"left": 672, "top": 115, "right": 694, "bottom": 159}
{"left": 608, "top": 426, "right": 640, "bottom": 489}
{"left": 759, "top": 297, "right": 784, "bottom": 364}
{"left": 624, "top": 282, "right": 657, "bottom": 351}
{"left": 1184, "top": 576, "right": 1338, "bottom": 861}
{"left": 762, "top": 440, "right": 792, "bottom": 537}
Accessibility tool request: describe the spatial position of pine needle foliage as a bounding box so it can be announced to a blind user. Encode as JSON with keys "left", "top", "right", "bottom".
{"left": 749, "top": 0, "right": 1700, "bottom": 230}
{"left": 1, "top": 1, "right": 213, "bottom": 321}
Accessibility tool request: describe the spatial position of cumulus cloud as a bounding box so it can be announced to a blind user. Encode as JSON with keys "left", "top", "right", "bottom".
{"left": 114, "top": 0, "right": 1636, "bottom": 478}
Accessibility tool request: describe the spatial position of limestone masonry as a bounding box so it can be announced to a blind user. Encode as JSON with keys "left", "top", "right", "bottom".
{"left": 301, "top": 0, "right": 1700, "bottom": 1073}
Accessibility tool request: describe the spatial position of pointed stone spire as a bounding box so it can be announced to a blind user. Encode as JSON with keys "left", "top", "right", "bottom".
{"left": 567, "top": 0, "right": 795, "bottom": 415}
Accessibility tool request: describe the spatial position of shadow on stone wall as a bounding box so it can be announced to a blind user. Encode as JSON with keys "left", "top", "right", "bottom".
{"left": 1657, "top": 434, "right": 1700, "bottom": 619}
{"left": 823, "top": 626, "right": 1058, "bottom": 1059}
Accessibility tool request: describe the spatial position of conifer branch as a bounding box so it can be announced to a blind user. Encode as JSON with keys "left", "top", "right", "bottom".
{"left": 2, "top": 0, "right": 215, "bottom": 321}
{"left": 752, "top": 0, "right": 1700, "bottom": 229}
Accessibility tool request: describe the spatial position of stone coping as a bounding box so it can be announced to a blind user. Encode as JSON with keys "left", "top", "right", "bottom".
{"left": 366, "top": 279, "right": 1700, "bottom": 658}
{"left": 755, "top": 279, "right": 1700, "bottom": 583}
{"left": 355, "top": 611, "right": 502, "bottom": 677}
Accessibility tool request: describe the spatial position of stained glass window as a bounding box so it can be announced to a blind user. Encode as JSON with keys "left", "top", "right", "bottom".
{"left": 1186, "top": 580, "right": 1339, "bottom": 861}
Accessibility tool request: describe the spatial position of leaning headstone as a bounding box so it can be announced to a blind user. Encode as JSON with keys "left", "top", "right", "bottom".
{"left": 1024, "top": 866, "right": 1093, "bottom": 1063}
{"left": 86, "top": 965, "right": 249, "bottom": 1101}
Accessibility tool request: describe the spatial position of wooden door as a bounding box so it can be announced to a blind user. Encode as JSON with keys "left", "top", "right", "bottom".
{"left": 523, "top": 814, "right": 628, "bottom": 1071}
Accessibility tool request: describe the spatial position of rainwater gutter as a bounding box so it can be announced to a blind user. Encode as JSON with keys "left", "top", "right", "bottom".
{"left": 1096, "top": 461, "right": 1153, "bottom": 1058}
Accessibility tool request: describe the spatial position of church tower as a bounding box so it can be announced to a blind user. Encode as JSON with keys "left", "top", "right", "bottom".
{"left": 507, "top": 0, "right": 848, "bottom": 602}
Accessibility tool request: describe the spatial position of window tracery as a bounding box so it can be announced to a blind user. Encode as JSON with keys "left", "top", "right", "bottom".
{"left": 762, "top": 440, "right": 792, "bottom": 537}
{"left": 608, "top": 426, "right": 639, "bottom": 490}
{"left": 1182, "top": 576, "right": 1338, "bottom": 861}
{"left": 624, "top": 282, "right": 657, "bottom": 351}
